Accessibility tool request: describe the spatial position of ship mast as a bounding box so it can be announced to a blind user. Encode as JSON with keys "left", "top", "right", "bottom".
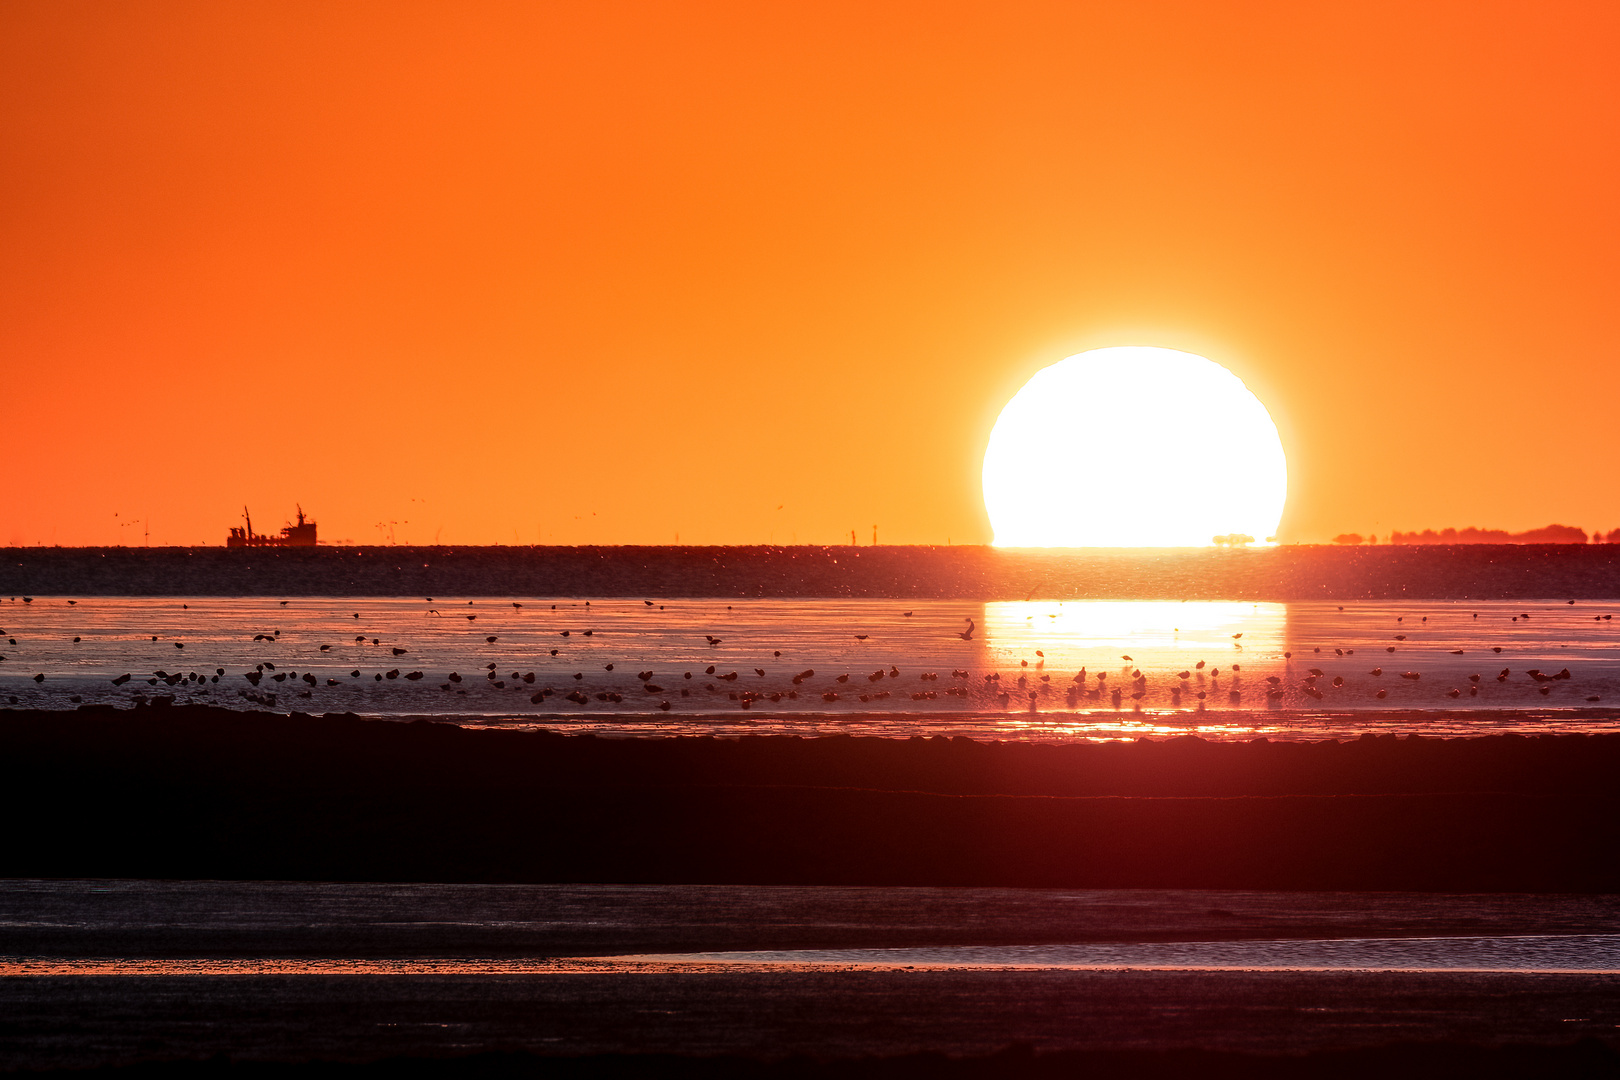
{"left": 243, "top": 506, "right": 254, "bottom": 542}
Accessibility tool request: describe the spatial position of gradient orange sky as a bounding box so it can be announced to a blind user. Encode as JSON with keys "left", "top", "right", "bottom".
{"left": 4, "top": 1, "right": 1618, "bottom": 547}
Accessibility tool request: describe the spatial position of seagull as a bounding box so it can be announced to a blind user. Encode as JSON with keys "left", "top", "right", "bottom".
{"left": 957, "top": 619, "right": 975, "bottom": 641}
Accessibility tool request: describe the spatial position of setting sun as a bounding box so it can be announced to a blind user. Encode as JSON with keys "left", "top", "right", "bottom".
{"left": 982, "top": 347, "right": 1287, "bottom": 547}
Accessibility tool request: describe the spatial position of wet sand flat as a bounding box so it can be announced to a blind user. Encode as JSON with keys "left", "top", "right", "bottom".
{"left": 6, "top": 966, "right": 1617, "bottom": 1072}
{"left": 3, "top": 883, "right": 1620, "bottom": 1071}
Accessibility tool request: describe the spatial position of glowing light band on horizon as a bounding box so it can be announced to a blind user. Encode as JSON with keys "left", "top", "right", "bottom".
{"left": 982, "top": 346, "right": 1288, "bottom": 547}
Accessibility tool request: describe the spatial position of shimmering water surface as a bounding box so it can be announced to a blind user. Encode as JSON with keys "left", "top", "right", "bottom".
{"left": 8, "top": 933, "right": 1620, "bottom": 976}
{"left": 4, "top": 596, "right": 1620, "bottom": 740}
{"left": 625, "top": 934, "right": 1620, "bottom": 973}
{"left": 6, "top": 881, "right": 1620, "bottom": 976}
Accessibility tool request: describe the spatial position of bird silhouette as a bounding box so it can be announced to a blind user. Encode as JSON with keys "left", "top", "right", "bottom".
{"left": 956, "top": 619, "right": 975, "bottom": 641}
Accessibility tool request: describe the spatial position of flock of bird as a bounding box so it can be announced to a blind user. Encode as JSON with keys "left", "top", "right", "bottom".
{"left": 0, "top": 597, "right": 1612, "bottom": 714}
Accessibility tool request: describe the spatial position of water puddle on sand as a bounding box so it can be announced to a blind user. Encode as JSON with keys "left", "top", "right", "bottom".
{"left": 6, "top": 934, "right": 1620, "bottom": 977}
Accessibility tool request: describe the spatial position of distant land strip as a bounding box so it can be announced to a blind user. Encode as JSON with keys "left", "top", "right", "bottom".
{"left": 5, "top": 544, "right": 1620, "bottom": 599}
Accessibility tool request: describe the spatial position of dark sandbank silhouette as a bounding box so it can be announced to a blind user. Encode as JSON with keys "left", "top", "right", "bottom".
{"left": 5, "top": 704, "right": 1618, "bottom": 891}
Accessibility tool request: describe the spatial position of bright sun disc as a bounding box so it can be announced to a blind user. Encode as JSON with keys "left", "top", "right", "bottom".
{"left": 983, "top": 346, "right": 1287, "bottom": 547}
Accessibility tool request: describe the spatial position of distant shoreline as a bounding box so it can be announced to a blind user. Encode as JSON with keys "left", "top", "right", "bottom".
{"left": 5, "top": 543, "right": 1620, "bottom": 599}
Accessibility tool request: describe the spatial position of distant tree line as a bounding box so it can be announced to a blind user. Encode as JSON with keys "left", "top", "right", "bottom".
{"left": 1331, "top": 525, "right": 1620, "bottom": 545}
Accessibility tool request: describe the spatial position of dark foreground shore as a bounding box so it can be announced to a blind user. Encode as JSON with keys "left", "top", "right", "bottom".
{"left": 10, "top": 1042, "right": 1618, "bottom": 1079}
{"left": 6, "top": 882, "right": 1620, "bottom": 1077}
{"left": 6, "top": 543, "right": 1620, "bottom": 599}
{"left": 5, "top": 879, "right": 1620, "bottom": 1075}
{"left": 7, "top": 706, "right": 1619, "bottom": 890}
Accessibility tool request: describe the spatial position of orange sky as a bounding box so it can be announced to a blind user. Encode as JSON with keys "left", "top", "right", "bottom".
{"left": 4, "top": 1, "right": 1618, "bottom": 547}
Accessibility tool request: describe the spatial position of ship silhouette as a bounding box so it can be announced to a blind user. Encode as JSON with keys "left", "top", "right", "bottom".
{"left": 227, "top": 505, "right": 318, "bottom": 548}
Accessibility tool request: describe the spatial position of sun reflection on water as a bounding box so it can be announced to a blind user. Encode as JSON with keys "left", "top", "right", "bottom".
{"left": 982, "top": 600, "right": 1288, "bottom": 666}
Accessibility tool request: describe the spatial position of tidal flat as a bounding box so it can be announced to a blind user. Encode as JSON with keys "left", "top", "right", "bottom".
{"left": 3, "top": 882, "right": 1620, "bottom": 1074}
{"left": 6, "top": 549, "right": 1620, "bottom": 1074}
